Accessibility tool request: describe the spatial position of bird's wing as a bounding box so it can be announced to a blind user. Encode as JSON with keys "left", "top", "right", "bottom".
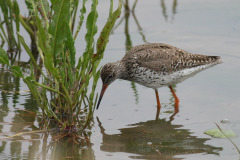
{"left": 126, "top": 43, "right": 221, "bottom": 73}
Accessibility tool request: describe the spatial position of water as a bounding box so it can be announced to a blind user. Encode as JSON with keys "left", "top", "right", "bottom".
{"left": 1, "top": 0, "right": 240, "bottom": 159}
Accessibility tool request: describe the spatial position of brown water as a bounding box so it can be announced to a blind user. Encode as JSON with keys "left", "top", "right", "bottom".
{"left": 1, "top": 0, "right": 240, "bottom": 159}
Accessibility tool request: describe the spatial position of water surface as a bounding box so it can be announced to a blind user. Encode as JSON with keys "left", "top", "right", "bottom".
{"left": 0, "top": 0, "right": 240, "bottom": 159}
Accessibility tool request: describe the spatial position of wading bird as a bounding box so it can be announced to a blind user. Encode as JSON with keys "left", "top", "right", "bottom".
{"left": 96, "top": 43, "right": 222, "bottom": 110}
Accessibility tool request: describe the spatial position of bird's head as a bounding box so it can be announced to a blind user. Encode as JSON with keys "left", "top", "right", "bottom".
{"left": 96, "top": 62, "right": 119, "bottom": 110}
{"left": 100, "top": 63, "right": 118, "bottom": 85}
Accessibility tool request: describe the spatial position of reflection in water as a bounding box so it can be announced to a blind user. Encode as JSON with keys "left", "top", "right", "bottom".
{"left": 112, "top": 0, "right": 149, "bottom": 45}
{"left": 0, "top": 46, "right": 41, "bottom": 94}
{"left": 124, "top": 11, "right": 132, "bottom": 51}
{"left": 0, "top": 49, "right": 41, "bottom": 158}
{"left": 47, "top": 136, "right": 95, "bottom": 160}
{"left": 121, "top": 0, "right": 152, "bottom": 104}
{"left": 132, "top": 12, "right": 148, "bottom": 44}
{"left": 0, "top": 111, "right": 96, "bottom": 159}
{"left": 172, "top": 0, "right": 178, "bottom": 21}
{"left": 0, "top": 48, "right": 41, "bottom": 134}
{"left": 160, "top": 0, "right": 178, "bottom": 22}
{"left": 131, "top": 81, "right": 139, "bottom": 104}
{"left": 0, "top": 46, "right": 96, "bottom": 159}
{"left": 124, "top": 8, "right": 139, "bottom": 104}
{"left": 155, "top": 107, "right": 179, "bottom": 122}
{"left": 10, "top": 142, "right": 22, "bottom": 159}
{"left": 161, "top": 0, "right": 168, "bottom": 21}
{"left": 169, "top": 85, "right": 177, "bottom": 108}
{"left": 97, "top": 115, "right": 222, "bottom": 159}
{"left": 131, "top": 0, "right": 148, "bottom": 44}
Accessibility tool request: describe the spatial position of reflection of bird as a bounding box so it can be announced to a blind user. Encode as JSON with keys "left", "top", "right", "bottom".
{"left": 96, "top": 116, "right": 222, "bottom": 158}
{"left": 96, "top": 43, "right": 222, "bottom": 110}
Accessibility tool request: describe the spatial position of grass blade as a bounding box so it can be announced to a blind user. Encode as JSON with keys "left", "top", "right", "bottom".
{"left": 1, "top": 0, "right": 18, "bottom": 48}
{"left": 66, "top": 24, "right": 76, "bottom": 69}
{"left": 13, "top": 0, "right": 21, "bottom": 49}
{"left": 215, "top": 122, "right": 240, "bottom": 154}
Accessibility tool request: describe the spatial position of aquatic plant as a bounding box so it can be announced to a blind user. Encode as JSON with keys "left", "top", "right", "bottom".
{"left": 0, "top": 0, "right": 122, "bottom": 136}
{"left": 214, "top": 122, "right": 240, "bottom": 154}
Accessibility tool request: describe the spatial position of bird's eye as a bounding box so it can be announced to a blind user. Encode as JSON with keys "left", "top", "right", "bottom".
{"left": 108, "top": 75, "right": 113, "bottom": 79}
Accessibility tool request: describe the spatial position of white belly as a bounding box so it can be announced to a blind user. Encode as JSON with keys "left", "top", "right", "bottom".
{"left": 129, "top": 63, "right": 216, "bottom": 89}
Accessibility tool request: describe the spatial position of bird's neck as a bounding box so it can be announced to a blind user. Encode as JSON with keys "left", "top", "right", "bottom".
{"left": 114, "top": 61, "right": 128, "bottom": 80}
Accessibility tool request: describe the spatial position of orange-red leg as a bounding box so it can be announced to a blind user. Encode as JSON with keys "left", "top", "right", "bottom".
{"left": 155, "top": 90, "right": 161, "bottom": 108}
{"left": 169, "top": 86, "right": 179, "bottom": 110}
{"left": 155, "top": 107, "right": 161, "bottom": 120}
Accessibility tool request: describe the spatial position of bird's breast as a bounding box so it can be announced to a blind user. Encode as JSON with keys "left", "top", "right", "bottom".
{"left": 125, "top": 62, "right": 217, "bottom": 89}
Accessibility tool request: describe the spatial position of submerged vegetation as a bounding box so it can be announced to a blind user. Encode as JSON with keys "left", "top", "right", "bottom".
{"left": 0, "top": 0, "right": 122, "bottom": 138}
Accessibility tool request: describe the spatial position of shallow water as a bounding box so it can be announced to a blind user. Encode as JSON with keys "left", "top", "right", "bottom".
{"left": 1, "top": 0, "right": 240, "bottom": 159}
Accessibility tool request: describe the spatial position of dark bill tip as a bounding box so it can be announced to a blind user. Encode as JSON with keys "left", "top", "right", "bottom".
{"left": 96, "top": 84, "right": 108, "bottom": 110}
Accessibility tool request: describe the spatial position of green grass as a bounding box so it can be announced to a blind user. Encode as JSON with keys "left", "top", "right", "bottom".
{"left": 0, "top": 0, "right": 122, "bottom": 138}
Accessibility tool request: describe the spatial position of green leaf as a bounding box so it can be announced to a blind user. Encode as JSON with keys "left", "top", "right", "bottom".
{"left": 1, "top": 0, "right": 18, "bottom": 48}
{"left": 78, "top": 0, "right": 98, "bottom": 81}
{"left": 89, "top": 60, "right": 100, "bottom": 106}
{"left": 0, "top": 32, "right": 5, "bottom": 45}
{"left": 13, "top": 1, "right": 20, "bottom": 31}
{"left": 0, "top": 47, "right": 10, "bottom": 66}
{"left": 35, "top": 0, "right": 50, "bottom": 28}
{"left": 25, "top": 0, "right": 34, "bottom": 14}
{"left": 109, "top": 0, "right": 113, "bottom": 19}
{"left": 85, "top": 0, "right": 98, "bottom": 48}
{"left": 95, "top": 0, "right": 122, "bottom": 61}
{"left": 23, "top": 77, "right": 43, "bottom": 109}
{"left": 0, "top": 16, "right": 9, "bottom": 45}
{"left": 70, "top": 0, "right": 79, "bottom": 14}
{"left": 35, "top": 14, "right": 59, "bottom": 80}
{"left": 49, "top": 0, "right": 70, "bottom": 66}
{"left": 70, "top": 0, "right": 79, "bottom": 33}
{"left": 73, "top": 0, "right": 88, "bottom": 40}
{"left": 13, "top": 0, "right": 21, "bottom": 49}
{"left": 30, "top": 61, "right": 35, "bottom": 80}
{"left": 66, "top": 24, "right": 76, "bottom": 69}
{"left": 205, "top": 129, "right": 236, "bottom": 138}
{"left": 11, "top": 66, "right": 23, "bottom": 77}
{"left": 18, "top": 33, "right": 36, "bottom": 63}
{"left": 89, "top": 63, "right": 100, "bottom": 103}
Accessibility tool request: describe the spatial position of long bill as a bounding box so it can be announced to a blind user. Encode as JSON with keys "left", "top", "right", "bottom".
{"left": 96, "top": 84, "right": 109, "bottom": 110}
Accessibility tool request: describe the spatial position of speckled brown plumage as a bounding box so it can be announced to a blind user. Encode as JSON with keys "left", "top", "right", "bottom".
{"left": 122, "top": 43, "right": 221, "bottom": 76}
{"left": 97, "top": 43, "right": 223, "bottom": 110}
